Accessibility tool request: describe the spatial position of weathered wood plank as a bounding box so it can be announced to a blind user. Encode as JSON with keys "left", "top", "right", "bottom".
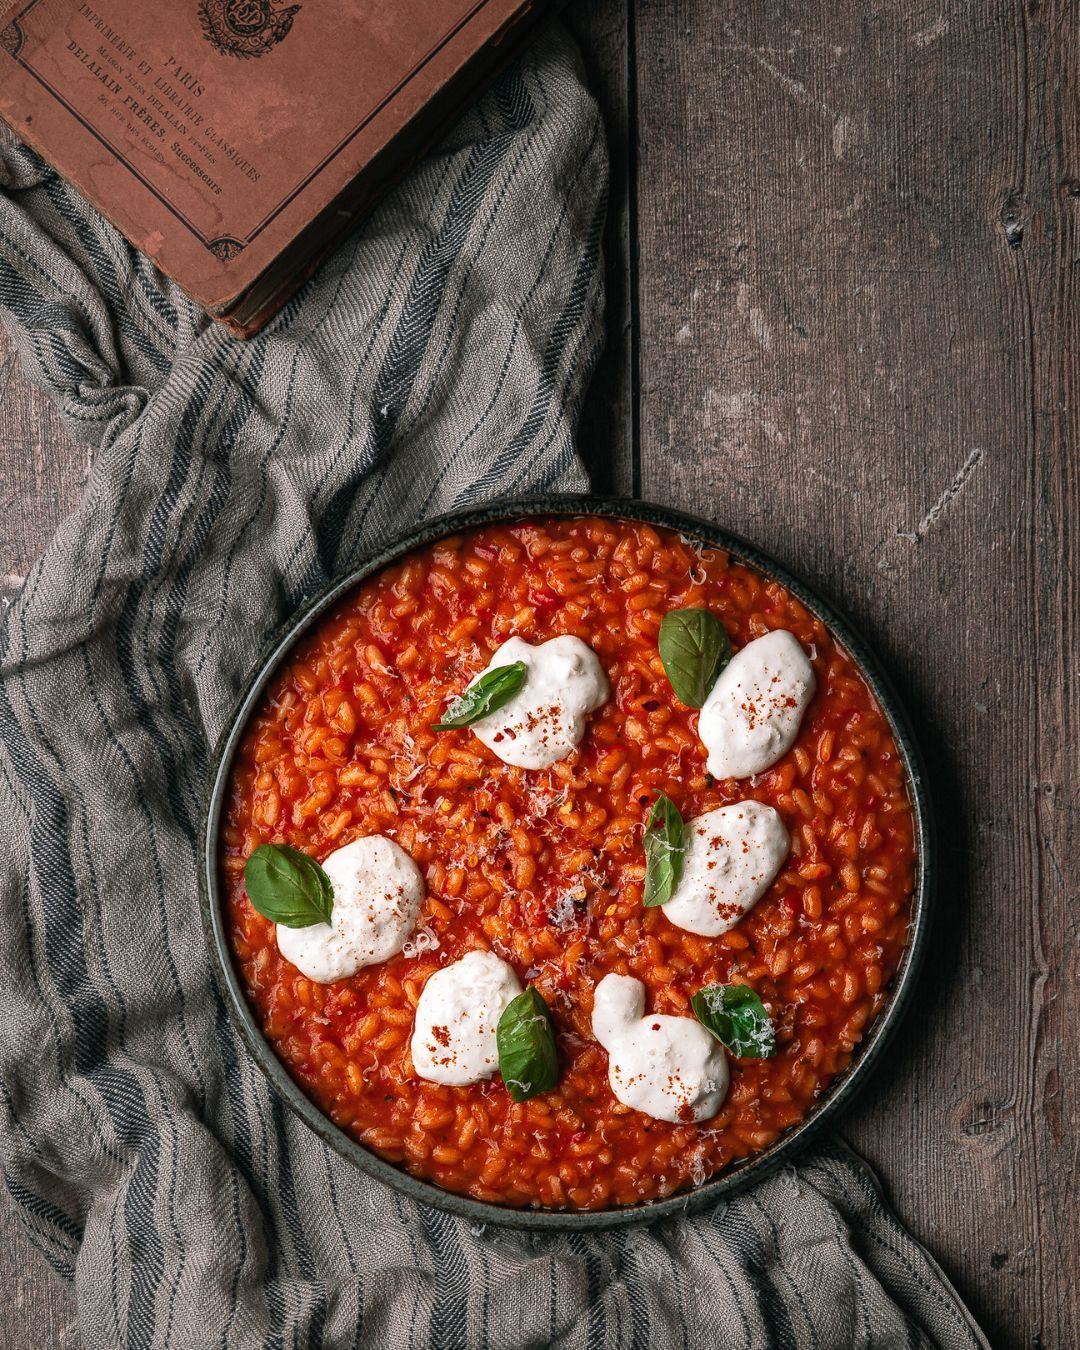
{"left": 0, "top": 1203, "right": 78, "bottom": 1348}
{"left": 566, "top": 3, "right": 635, "bottom": 492}
{"left": 632, "top": 0, "right": 1078, "bottom": 1344}
{"left": 0, "top": 327, "right": 88, "bottom": 606}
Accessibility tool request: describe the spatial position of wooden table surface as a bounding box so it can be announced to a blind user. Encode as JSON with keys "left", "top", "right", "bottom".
{"left": 1, "top": 2, "right": 1076, "bottom": 1346}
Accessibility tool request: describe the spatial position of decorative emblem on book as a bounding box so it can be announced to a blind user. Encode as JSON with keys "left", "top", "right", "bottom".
{"left": 208, "top": 237, "right": 246, "bottom": 261}
{"left": 198, "top": 0, "right": 301, "bottom": 59}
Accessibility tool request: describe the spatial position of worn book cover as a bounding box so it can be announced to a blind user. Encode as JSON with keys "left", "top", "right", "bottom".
{"left": 0, "top": 0, "right": 551, "bottom": 333}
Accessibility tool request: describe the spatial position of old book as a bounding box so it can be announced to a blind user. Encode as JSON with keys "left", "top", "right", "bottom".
{"left": 0, "top": 0, "right": 553, "bottom": 335}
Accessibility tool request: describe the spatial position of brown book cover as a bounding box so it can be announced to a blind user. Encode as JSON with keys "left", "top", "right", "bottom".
{"left": 0, "top": 0, "right": 553, "bottom": 334}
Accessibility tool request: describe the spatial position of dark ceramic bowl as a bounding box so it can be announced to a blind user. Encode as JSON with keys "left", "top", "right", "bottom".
{"left": 199, "top": 496, "right": 933, "bottom": 1231}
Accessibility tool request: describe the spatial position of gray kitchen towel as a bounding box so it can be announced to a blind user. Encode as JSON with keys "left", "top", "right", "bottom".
{"left": 0, "top": 24, "right": 987, "bottom": 1350}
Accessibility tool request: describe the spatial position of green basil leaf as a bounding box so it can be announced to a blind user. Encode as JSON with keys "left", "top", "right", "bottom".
{"left": 643, "top": 792, "right": 686, "bottom": 907}
{"left": 244, "top": 843, "right": 334, "bottom": 929}
{"left": 497, "top": 988, "right": 559, "bottom": 1102}
{"left": 433, "top": 660, "right": 528, "bottom": 730}
{"left": 691, "top": 984, "right": 776, "bottom": 1058}
{"left": 658, "top": 608, "right": 732, "bottom": 708}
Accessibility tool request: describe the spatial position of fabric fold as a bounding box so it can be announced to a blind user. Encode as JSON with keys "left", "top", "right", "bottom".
{"left": 0, "top": 24, "right": 985, "bottom": 1350}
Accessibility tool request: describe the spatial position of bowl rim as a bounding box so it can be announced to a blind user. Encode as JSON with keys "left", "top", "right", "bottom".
{"left": 198, "top": 494, "right": 935, "bottom": 1232}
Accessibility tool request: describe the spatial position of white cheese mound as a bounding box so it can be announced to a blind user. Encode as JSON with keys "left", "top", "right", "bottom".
{"left": 468, "top": 635, "right": 609, "bottom": 770}
{"left": 698, "top": 630, "right": 815, "bottom": 780}
{"left": 276, "top": 836, "right": 423, "bottom": 984}
{"left": 411, "top": 950, "right": 522, "bottom": 1086}
{"left": 663, "top": 801, "right": 789, "bottom": 937}
{"left": 591, "top": 973, "right": 729, "bottom": 1123}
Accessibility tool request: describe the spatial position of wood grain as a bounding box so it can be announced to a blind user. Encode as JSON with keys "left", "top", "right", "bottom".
{"left": 623, "top": 0, "right": 1078, "bottom": 1345}
{"left": 0, "top": 1202, "right": 78, "bottom": 1347}
{"left": 0, "top": 332, "right": 87, "bottom": 608}
{"left": 0, "top": 0, "right": 1076, "bottom": 1344}
{"left": 565, "top": 2, "right": 635, "bottom": 495}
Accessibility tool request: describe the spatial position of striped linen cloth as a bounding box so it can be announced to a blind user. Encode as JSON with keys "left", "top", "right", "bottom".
{"left": 0, "top": 25, "right": 987, "bottom": 1350}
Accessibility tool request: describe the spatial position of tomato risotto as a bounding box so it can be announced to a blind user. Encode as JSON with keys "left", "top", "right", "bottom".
{"left": 220, "top": 516, "right": 916, "bottom": 1211}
